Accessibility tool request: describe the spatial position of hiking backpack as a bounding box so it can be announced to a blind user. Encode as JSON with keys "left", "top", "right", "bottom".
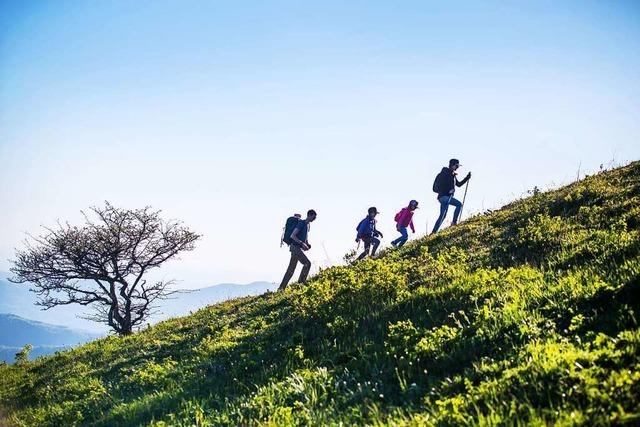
{"left": 281, "top": 216, "right": 300, "bottom": 246}
{"left": 432, "top": 172, "right": 442, "bottom": 193}
{"left": 356, "top": 218, "right": 372, "bottom": 237}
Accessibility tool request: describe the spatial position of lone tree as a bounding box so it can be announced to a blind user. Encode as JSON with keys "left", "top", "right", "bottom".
{"left": 10, "top": 202, "right": 200, "bottom": 335}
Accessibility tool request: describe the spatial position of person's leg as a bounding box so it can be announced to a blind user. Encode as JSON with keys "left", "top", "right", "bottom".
{"left": 356, "top": 238, "right": 371, "bottom": 260}
{"left": 293, "top": 246, "right": 312, "bottom": 284}
{"left": 432, "top": 197, "right": 450, "bottom": 233}
{"left": 370, "top": 237, "right": 381, "bottom": 257}
{"left": 391, "top": 229, "right": 402, "bottom": 246}
{"left": 397, "top": 226, "right": 409, "bottom": 247}
{"left": 450, "top": 197, "right": 462, "bottom": 225}
{"left": 279, "top": 247, "right": 300, "bottom": 291}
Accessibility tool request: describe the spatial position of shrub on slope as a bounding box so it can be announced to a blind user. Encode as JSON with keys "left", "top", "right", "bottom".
{"left": 0, "top": 162, "right": 639, "bottom": 426}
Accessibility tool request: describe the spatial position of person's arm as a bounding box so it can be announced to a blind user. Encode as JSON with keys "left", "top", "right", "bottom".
{"left": 399, "top": 209, "right": 409, "bottom": 225}
{"left": 410, "top": 218, "right": 415, "bottom": 233}
{"left": 456, "top": 172, "right": 471, "bottom": 187}
{"left": 374, "top": 222, "right": 383, "bottom": 238}
{"left": 291, "top": 227, "right": 309, "bottom": 249}
{"left": 445, "top": 174, "right": 455, "bottom": 194}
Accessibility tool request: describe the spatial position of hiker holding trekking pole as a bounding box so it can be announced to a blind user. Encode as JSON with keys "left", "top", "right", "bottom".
{"left": 391, "top": 200, "right": 419, "bottom": 248}
{"left": 355, "top": 207, "right": 384, "bottom": 260}
{"left": 431, "top": 158, "right": 471, "bottom": 233}
{"left": 279, "top": 209, "right": 317, "bottom": 291}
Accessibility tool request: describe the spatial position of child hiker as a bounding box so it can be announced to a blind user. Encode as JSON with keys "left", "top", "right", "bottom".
{"left": 355, "top": 207, "right": 384, "bottom": 260}
{"left": 391, "top": 200, "right": 418, "bottom": 248}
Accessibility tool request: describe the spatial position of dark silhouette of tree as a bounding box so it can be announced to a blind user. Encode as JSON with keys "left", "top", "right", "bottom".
{"left": 10, "top": 202, "right": 201, "bottom": 335}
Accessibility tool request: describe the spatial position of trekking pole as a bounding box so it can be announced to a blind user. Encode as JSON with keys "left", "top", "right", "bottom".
{"left": 322, "top": 242, "right": 333, "bottom": 267}
{"left": 459, "top": 180, "right": 470, "bottom": 221}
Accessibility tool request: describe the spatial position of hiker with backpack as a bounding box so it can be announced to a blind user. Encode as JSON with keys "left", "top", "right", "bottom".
{"left": 431, "top": 158, "right": 471, "bottom": 233}
{"left": 355, "top": 207, "right": 384, "bottom": 260}
{"left": 391, "top": 200, "right": 418, "bottom": 248}
{"left": 279, "top": 209, "right": 317, "bottom": 291}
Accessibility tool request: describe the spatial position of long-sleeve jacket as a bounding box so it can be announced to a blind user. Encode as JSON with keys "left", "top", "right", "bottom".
{"left": 434, "top": 167, "right": 470, "bottom": 198}
{"left": 356, "top": 217, "right": 380, "bottom": 239}
{"left": 395, "top": 208, "right": 415, "bottom": 233}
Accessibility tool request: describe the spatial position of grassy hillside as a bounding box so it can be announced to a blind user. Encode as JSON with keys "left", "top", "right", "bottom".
{"left": 1, "top": 162, "right": 639, "bottom": 426}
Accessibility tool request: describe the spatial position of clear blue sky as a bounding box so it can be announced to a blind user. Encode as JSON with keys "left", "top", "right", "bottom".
{"left": 1, "top": 0, "right": 639, "bottom": 288}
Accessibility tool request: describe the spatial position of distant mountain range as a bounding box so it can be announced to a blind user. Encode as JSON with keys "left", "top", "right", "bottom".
{"left": 0, "top": 313, "right": 101, "bottom": 363}
{"left": 0, "top": 271, "right": 276, "bottom": 362}
{"left": 0, "top": 271, "right": 99, "bottom": 331}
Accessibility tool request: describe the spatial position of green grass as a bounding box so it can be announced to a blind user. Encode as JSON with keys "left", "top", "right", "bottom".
{"left": 1, "top": 162, "right": 639, "bottom": 426}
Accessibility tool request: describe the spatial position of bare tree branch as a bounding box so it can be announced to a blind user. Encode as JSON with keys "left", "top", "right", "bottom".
{"left": 9, "top": 202, "right": 201, "bottom": 335}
